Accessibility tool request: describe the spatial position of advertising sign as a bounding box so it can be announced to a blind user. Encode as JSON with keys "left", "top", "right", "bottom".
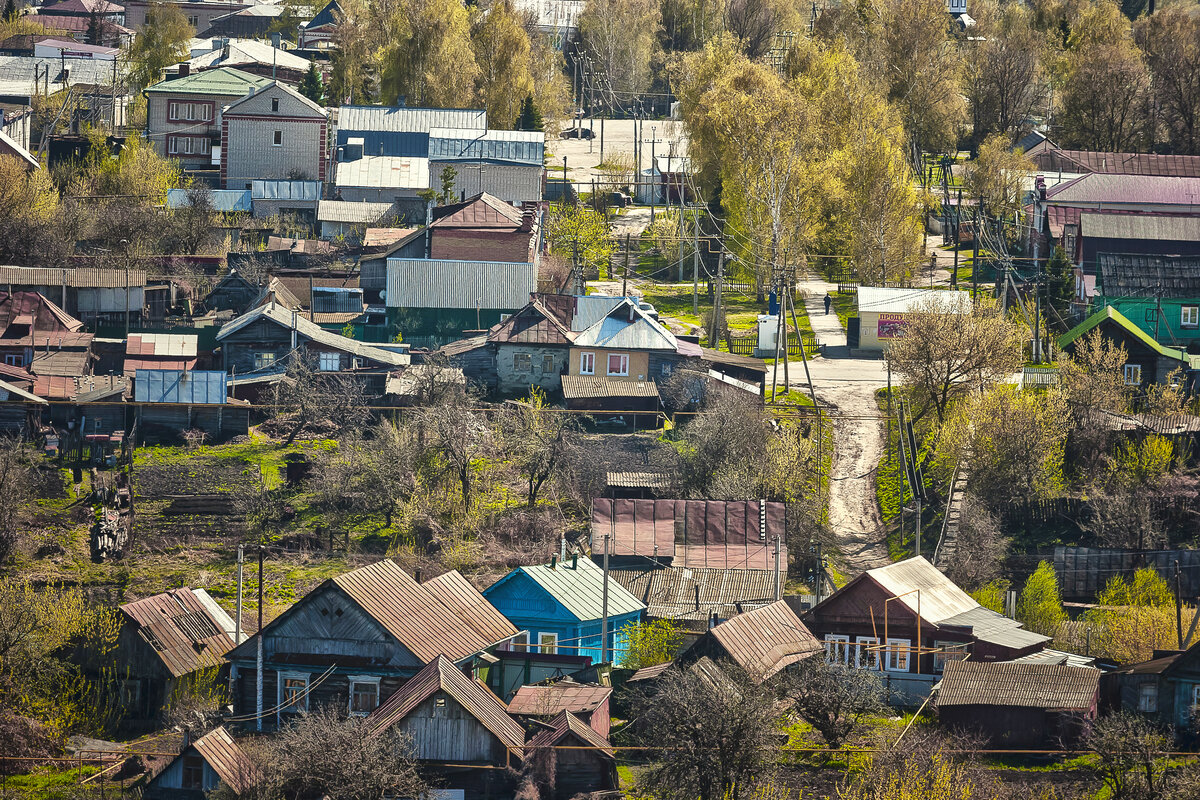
{"left": 877, "top": 312, "right": 907, "bottom": 339}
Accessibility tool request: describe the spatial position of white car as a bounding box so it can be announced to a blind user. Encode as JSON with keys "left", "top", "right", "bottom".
{"left": 637, "top": 301, "right": 658, "bottom": 320}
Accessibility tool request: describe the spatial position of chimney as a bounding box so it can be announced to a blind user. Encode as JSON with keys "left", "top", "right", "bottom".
{"left": 550, "top": 555, "right": 557, "bottom": 569}
{"left": 179, "top": 62, "right": 190, "bottom": 77}
{"left": 519, "top": 201, "right": 536, "bottom": 232}
{"left": 571, "top": 552, "right": 578, "bottom": 569}
{"left": 414, "top": 568, "right": 422, "bottom": 583}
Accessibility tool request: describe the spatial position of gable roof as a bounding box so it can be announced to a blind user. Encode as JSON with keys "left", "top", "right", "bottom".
{"left": 1096, "top": 253, "right": 1200, "bottom": 298}
{"left": 0, "top": 290, "right": 83, "bottom": 333}
{"left": 145, "top": 66, "right": 272, "bottom": 96}
{"left": 1044, "top": 173, "right": 1200, "bottom": 207}
{"left": 421, "top": 570, "right": 521, "bottom": 647}
{"left": 488, "top": 297, "right": 573, "bottom": 345}
{"left": 1079, "top": 212, "right": 1200, "bottom": 242}
{"left": 432, "top": 192, "right": 524, "bottom": 228}
{"left": 216, "top": 302, "right": 409, "bottom": 366}
{"left": 223, "top": 80, "right": 325, "bottom": 117}
{"left": 367, "top": 655, "right": 525, "bottom": 754}
{"left": 608, "top": 564, "right": 778, "bottom": 625}
{"left": 119, "top": 588, "right": 238, "bottom": 678}
{"left": 1057, "top": 305, "right": 1187, "bottom": 361}
{"left": 866, "top": 557, "right": 979, "bottom": 623}
{"left": 507, "top": 682, "right": 611, "bottom": 716}
{"left": 487, "top": 557, "right": 645, "bottom": 622}
{"left": 936, "top": 660, "right": 1099, "bottom": 710}
{"left": 573, "top": 299, "right": 677, "bottom": 351}
{"left": 526, "top": 710, "right": 614, "bottom": 758}
{"left": 187, "top": 39, "right": 312, "bottom": 75}
{"left": 190, "top": 727, "right": 256, "bottom": 794}
{"left": 304, "top": 0, "right": 340, "bottom": 28}
{"left": 706, "top": 600, "right": 822, "bottom": 680}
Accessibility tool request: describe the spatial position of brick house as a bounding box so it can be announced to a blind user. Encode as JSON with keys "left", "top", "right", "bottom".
{"left": 220, "top": 81, "right": 327, "bottom": 189}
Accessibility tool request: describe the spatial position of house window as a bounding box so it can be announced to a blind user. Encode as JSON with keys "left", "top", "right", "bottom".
{"left": 4, "top": 354, "right": 23, "bottom": 367}
{"left": 824, "top": 634, "right": 850, "bottom": 665}
{"left": 855, "top": 636, "right": 880, "bottom": 670}
{"left": 661, "top": 361, "right": 673, "bottom": 377}
{"left": 514, "top": 353, "right": 531, "bottom": 373}
{"left": 166, "top": 135, "right": 211, "bottom": 156}
{"left": 1138, "top": 683, "right": 1158, "bottom": 713}
{"left": 579, "top": 351, "right": 595, "bottom": 375}
{"left": 933, "top": 641, "right": 965, "bottom": 673}
{"left": 1182, "top": 306, "right": 1199, "bottom": 329}
{"left": 271, "top": 97, "right": 280, "bottom": 112}
{"left": 607, "top": 353, "right": 629, "bottom": 376}
{"left": 349, "top": 676, "right": 380, "bottom": 715}
{"left": 507, "top": 631, "right": 529, "bottom": 652}
{"left": 538, "top": 632, "right": 558, "bottom": 655}
{"left": 1123, "top": 364, "right": 1142, "bottom": 385}
{"left": 254, "top": 352, "right": 276, "bottom": 370}
{"left": 167, "top": 100, "right": 212, "bottom": 122}
{"left": 542, "top": 354, "right": 554, "bottom": 374}
{"left": 187, "top": 14, "right": 198, "bottom": 26}
{"left": 181, "top": 755, "right": 204, "bottom": 790}
{"left": 273, "top": 130, "right": 283, "bottom": 146}
{"left": 319, "top": 352, "right": 340, "bottom": 372}
{"left": 279, "top": 673, "right": 309, "bottom": 714}
{"left": 884, "top": 638, "right": 910, "bottom": 672}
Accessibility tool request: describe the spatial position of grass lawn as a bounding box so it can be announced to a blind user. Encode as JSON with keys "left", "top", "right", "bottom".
{"left": 830, "top": 292, "right": 856, "bottom": 331}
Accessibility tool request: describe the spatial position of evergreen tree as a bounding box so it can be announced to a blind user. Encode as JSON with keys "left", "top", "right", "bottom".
{"left": 1016, "top": 561, "right": 1067, "bottom": 637}
{"left": 3, "top": 0, "right": 18, "bottom": 23}
{"left": 86, "top": 9, "right": 103, "bottom": 45}
{"left": 299, "top": 61, "right": 325, "bottom": 105}
{"left": 516, "top": 95, "right": 543, "bottom": 131}
{"left": 1046, "top": 245, "right": 1074, "bottom": 332}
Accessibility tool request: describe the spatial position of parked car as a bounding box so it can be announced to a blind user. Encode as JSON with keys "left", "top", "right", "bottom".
{"left": 638, "top": 301, "right": 659, "bottom": 320}
{"left": 559, "top": 127, "right": 596, "bottom": 140}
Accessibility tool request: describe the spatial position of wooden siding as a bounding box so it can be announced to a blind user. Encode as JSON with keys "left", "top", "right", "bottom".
{"left": 397, "top": 691, "right": 511, "bottom": 764}
{"left": 552, "top": 747, "right": 614, "bottom": 798}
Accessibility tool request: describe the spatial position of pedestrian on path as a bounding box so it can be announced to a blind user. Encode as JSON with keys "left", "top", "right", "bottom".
{"left": 823, "top": 293, "right": 832, "bottom": 315}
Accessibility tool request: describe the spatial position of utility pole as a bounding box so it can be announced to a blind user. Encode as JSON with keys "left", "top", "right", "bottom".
{"left": 692, "top": 208, "right": 700, "bottom": 316}
{"left": 256, "top": 546, "right": 264, "bottom": 732}
{"left": 600, "top": 532, "right": 610, "bottom": 663}
{"left": 623, "top": 234, "right": 630, "bottom": 297}
{"left": 771, "top": 276, "right": 785, "bottom": 399}
{"left": 972, "top": 200, "right": 980, "bottom": 302}
{"left": 1175, "top": 560, "right": 1184, "bottom": 649}
{"left": 235, "top": 545, "right": 244, "bottom": 645}
{"left": 711, "top": 248, "right": 725, "bottom": 349}
{"left": 788, "top": 278, "right": 817, "bottom": 407}
{"left": 774, "top": 534, "right": 782, "bottom": 601}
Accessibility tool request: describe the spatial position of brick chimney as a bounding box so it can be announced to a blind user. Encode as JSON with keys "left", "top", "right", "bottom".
{"left": 179, "top": 63, "right": 190, "bottom": 77}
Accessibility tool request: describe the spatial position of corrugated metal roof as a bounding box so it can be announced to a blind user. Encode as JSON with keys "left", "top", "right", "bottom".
{"left": 335, "top": 155, "right": 429, "bottom": 190}
{"left": 1010, "top": 648, "right": 1097, "bottom": 669}
{"left": 1097, "top": 253, "right": 1200, "bottom": 297}
{"left": 936, "top": 660, "right": 1099, "bottom": 709}
{"left": 127, "top": 333, "right": 198, "bottom": 358}
{"left": 866, "top": 557, "right": 979, "bottom": 624}
{"left": 491, "top": 557, "right": 644, "bottom": 621}
{"left": 367, "top": 655, "right": 525, "bottom": 755}
{"left": 0, "top": 54, "right": 125, "bottom": 97}
{"left": 29, "top": 349, "right": 90, "bottom": 378}
{"left": 526, "top": 710, "right": 613, "bottom": 757}
{"left": 120, "top": 588, "right": 237, "bottom": 678}
{"left": 591, "top": 499, "right": 786, "bottom": 570}
{"left": 427, "top": 128, "right": 544, "bottom": 166}
{"left": 386, "top": 259, "right": 537, "bottom": 310}
{"left": 609, "top": 565, "right": 778, "bottom": 623}
{"left": 1079, "top": 211, "right": 1200, "bottom": 241}
{"left": 1045, "top": 173, "right": 1200, "bottom": 207}
{"left": 337, "top": 105, "right": 487, "bottom": 134}
{"left": 856, "top": 287, "right": 971, "bottom": 315}
{"left": 0, "top": 265, "right": 147, "bottom": 287}
{"left": 571, "top": 296, "right": 628, "bottom": 332}
{"left": 431, "top": 192, "right": 524, "bottom": 228}
{"left": 133, "top": 369, "right": 227, "bottom": 404}
{"left": 560, "top": 375, "right": 660, "bottom": 400}
{"left": 317, "top": 199, "right": 396, "bottom": 223}
{"left": 508, "top": 682, "right": 611, "bottom": 715}
{"left": 333, "top": 561, "right": 516, "bottom": 663}
{"left": 626, "top": 661, "right": 673, "bottom": 682}
{"left": 189, "top": 727, "right": 256, "bottom": 794}
{"left": 708, "top": 600, "right": 822, "bottom": 680}
{"left": 187, "top": 38, "right": 311, "bottom": 72}
{"left": 572, "top": 299, "right": 677, "bottom": 350}
{"left": 217, "top": 302, "right": 410, "bottom": 366}
{"left": 422, "top": 570, "right": 521, "bottom": 647}
{"left": 145, "top": 65, "right": 271, "bottom": 95}
{"left": 940, "top": 606, "right": 1050, "bottom": 650}
{"left": 1033, "top": 149, "right": 1200, "bottom": 178}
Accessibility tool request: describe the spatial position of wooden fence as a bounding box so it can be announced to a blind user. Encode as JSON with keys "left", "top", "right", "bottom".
{"left": 727, "top": 332, "right": 819, "bottom": 357}
{"left": 1054, "top": 546, "right": 1200, "bottom": 600}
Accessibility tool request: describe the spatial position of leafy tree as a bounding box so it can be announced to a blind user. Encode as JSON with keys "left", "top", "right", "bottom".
{"left": 1016, "top": 561, "right": 1066, "bottom": 637}
{"left": 544, "top": 202, "right": 613, "bottom": 277}
{"left": 579, "top": 0, "right": 660, "bottom": 106}
{"left": 780, "top": 657, "right": 884, "bottom": 748}
{"left": 1059, "top": 330, "right": 1130, "bottom": 417}
{"left": 964, "top": 133, "right": 1035, "bottom": 222}
{"left": 0, "top": 155, "right": 57, "bottom": 221}
{"left": 620, "top": 620, "right": 686, "bottom": 669}
{"left": 969, "top": 578, "right": 1010, "bottom": 614}
{"left": 964, "top": 1, "right": 1047, "bottom": 144}
{"left": 1045, "top": 245, "right": 1074, "bottom": 329}
{"left": 1075, "top": 569, "right": 1186, "bottom": 665}
{"left": 501, "top": 388, "right": 575, "bottom": 507}
{"left": 633, "top": 664, "right": 777, "bottom": 800}
{"left": 299, "top": 61, "right": 325, "bottom": 105}
{"left": 517, "top": 95, "right": 544, "bottom": 131}
{"left": 126, "top": 2, "right": 195, "bottom": 89}
{"left": 379, "top": 0, "right": 479, "bottom": 108}
{"left": 68, "top": 130, "right": 181, "bottom": 205}
{"left": 1136, "top": 8, "right": 1200, "bottom": 156}
{"left": 471, "top": 0, "right": 533, "bottom": 128}
{"left": 885, "top": 295, "right": 1027, "bottom": 423}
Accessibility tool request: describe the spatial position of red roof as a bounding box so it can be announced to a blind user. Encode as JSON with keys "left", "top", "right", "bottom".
{"left": 526, "top": 710, "right": 614, "bottom": 758}
{"left": 0, "top": 292, "right": 83, "bottom": 334}
{"left": 432, "top": 193, "right": 524, "bottom": 229}
{"left": 120, "top": 588, "right": 236, "bottom": 678}
{"left": 507, "top": 682, "right": 611, "bottom": 716}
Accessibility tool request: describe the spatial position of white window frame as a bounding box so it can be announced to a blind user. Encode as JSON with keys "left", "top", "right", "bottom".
{"left": 579, "top": 351, "right": 595, "bottom": 375}
{"left": 884, "top": 637, "right": 910, "bottom": 672}
{"left": 855, "top": 636, "right": 880, "bottom": 670}
{"left": 273, "top": 130, "right": 283, "bottom": 146}
{"left": 538, "top": 632, "right": 558, "bottom": 655}
{"left": 1182, "top": 306, "right": 1199, "bottom": 329}
{"left": 319, "top": 352, "right": 340, "bottom": 372}
{"left": 254, "top": 352, "right": 276, "bottom": 370}
{"left": 606, "top": 353, "right": 629, "bottom": 377}
{"left": 824, "top": 634, "right": 850, "bottom": 665}
{"left": 1123, "top": 364, "right": 1142, "bottom": 386}
{"left": 1138, "top": 682, "right": 1158, "bottom": 713}
{"left": 507, "top": 631, "right": 529, "bottom": 652}
{"left": 348, "top": 675, "right": 381, "bottom": 716}
{"left": 277, "top": 671, "right": 310, "bottom": 722}
{"left": 932, "top": 640, "right": 964, "bottom": 673}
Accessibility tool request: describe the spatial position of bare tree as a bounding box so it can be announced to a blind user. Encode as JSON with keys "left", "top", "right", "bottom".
{"left": 272, "top": 355, "right": 371, "bottom": 446}
{"left": 633, "top": 664, "right": 777, "bottom": 800}
{"left": 965, "top": 1, "right": 1047, "bottom": 144}
{"left": 0, "top": 440, "right": 33, "bottom": 564}
{"left": 416, "top": 387, "right": 492, "bottom": 511}
{"left": 1085, "top": 713, "right": 1171, "bottom": 800}
{"left": 312, "top": 422, "right": 419, "bottom": 529}
{"left": 779, "top": 656, "right": 885, "bottom": 749}
{"left": 500, "top": 389, "right": 576, "bottom": 507}
{"left": 944, "top": 499, "right": 1009, "bottom": 590}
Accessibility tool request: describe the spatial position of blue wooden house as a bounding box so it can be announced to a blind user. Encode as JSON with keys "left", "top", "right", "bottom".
{"left": 484, "top": 554, "right": 645, "bottom": 665}
{"left": 1105, "top": 640, "right": 1200, "bottom": 739}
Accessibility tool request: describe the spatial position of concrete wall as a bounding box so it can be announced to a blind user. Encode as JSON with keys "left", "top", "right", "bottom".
{"left": 495, "top": 343, "right": 566, "bottom": 395}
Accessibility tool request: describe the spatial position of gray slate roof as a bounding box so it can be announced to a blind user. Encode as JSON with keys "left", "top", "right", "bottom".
{"left": 337, "top": 105, "right": 486, "bottom": 133}
{"left": 498, "top": 557, "right": 645, "bottom": 621}
{"left": 1079, "top": 212, "right": 1200, "bottom": 242}
{"left": 216, "top": 302, "right": 409, "bottom": 366}
{"left": 937, "top": 660, "right": 1099, "bottom": 710}
{"left": 1096, "top": 253, "right": 1200, "bottom": 298}
{"left": 940, "top": 606, "right": 1051, "bottom": 650}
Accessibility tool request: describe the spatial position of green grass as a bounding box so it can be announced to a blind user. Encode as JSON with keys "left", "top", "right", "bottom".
{"left": 830, "top": 292, "right": 856, "bottom": 332}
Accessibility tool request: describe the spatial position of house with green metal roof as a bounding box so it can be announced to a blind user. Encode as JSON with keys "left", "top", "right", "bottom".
{"left": 1092, "top": 253, "right": 1200, "bottom": 352}
{"left": 144, "top": 66, "right": 273, "bottom": 172}
{"left": 483, "top": 554, "right": 645, "bottom": 665}
{"left": 1057, "top": 305, "right": 1198, "bottom": 391}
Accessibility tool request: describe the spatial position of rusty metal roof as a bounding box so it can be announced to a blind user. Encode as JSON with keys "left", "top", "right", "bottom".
{"left": 367, "top": 655, "right": 525, "bottom": 756}
{"left": 526, "top": 710, "right": 614, "bottom": 758}
{"left": 591, "top": 499, "right": 786, "bottom": 570}
{"left": 626, "top": 661, "right": 673, "bottom": 682}
{"left": 332, "top": 561, "right": 515, "bottom": 663}
{"left": 936, "top": 660, "right": 1099, "bottom": 710}
{"left": 190, "top": 727, "right": 256, "bottom": 794}
{"left": 422, "top": 570, "right": 520, "bottom": 647}
{"left": 708, "top": 600, "right": 822, "bottom": 681}
{"left": 119, "top": 588, "right": 237, "bottom": 678}
{"left": 1033, "top": 149, "right": 1200, "bottom": 178}
{"left": 507, "top": 682, "right": 611, "bottom": 716}
{"left": 487, "top": 298, "right": 573, "bottom": 345}
{"left": 604, "top": 471, "right": 674, "bottom": 491}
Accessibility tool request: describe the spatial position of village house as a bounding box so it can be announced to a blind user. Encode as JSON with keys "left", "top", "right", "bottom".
{"left": 224, "top": 561, "right": 520, "bottom": 729}
{"left": 366, "top": 654, "right": 526, "bottom": 798}
{"left": 507, "top": 680, "right": 612, "bottom": 737}
{"left": 221, "top": 81, "right": 327, "bottom": 189}
{"left": 298, "top": 0, "right": 340, "bottom": 47}
{"left": 17, "top": 14, "right": 133, "bottom": 46}
{"left": 1074, "top": 213, "right": 1200, "bottom": 273}
{"left": 112, "top": 588, "right": 240, "bottom": 727}
{"left": 1026, "top": 143, "right": 1200, "bottom": 182}
{"left": 852, "top": 287, "right": 971, "bottom": 351}
{"left": 144, "top": 66, "right": 272, "bottom": 174}
{"left": 123, "top": 0, "right": 250, "bottom": 30}
{"left": 1057, "top": 306, "right": 1197, "bottom": 393}
{"left": 1092, "top": 254, "right": 1200, "bottom": 353}
{"left": 935, "top": 660, "right": 1100, "bottom": 748}
{"left": 201, "top": 4, "right": 293, "bottom": 38}
{"left": 174, "top": 39, "right": 314, "bottom": 86}
{"left": 202, "top": 270, "right": 260, "bottom": 315}
{"left": 1104, "top": 641, "right": 1200, "bottom": 737}
{"left": 0, "top": 292, "right": 93, "bottom": 383}
{"left": 678, "top": 599, "right": 823, "bottom": 684}
{"left": 0, "top": 266, "right": 146, "bottom": 327}
{"left": 803, "top": 557, "right": 1051, "bottom": 704}
{"left": 142, "top": 727, "right": 255, "bottom": 800}
{"left": 484, "top": 554, "right": 645, "bottom": 664}
{"left": 525, "top": 710, "right": 618, "bottom": 798}
{"left": 132, "top": 369, "right": 249, "bottom": 441}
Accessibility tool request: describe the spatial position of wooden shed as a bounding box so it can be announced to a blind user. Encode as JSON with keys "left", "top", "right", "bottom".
{"left": 507, "top": 680, "right": 612, "bottom": 738}
{"left": 143, "top": 727, "right": 255, "bottom": 800}
{"left": 525, "top": 710, "right": 617, "bottom": 798}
